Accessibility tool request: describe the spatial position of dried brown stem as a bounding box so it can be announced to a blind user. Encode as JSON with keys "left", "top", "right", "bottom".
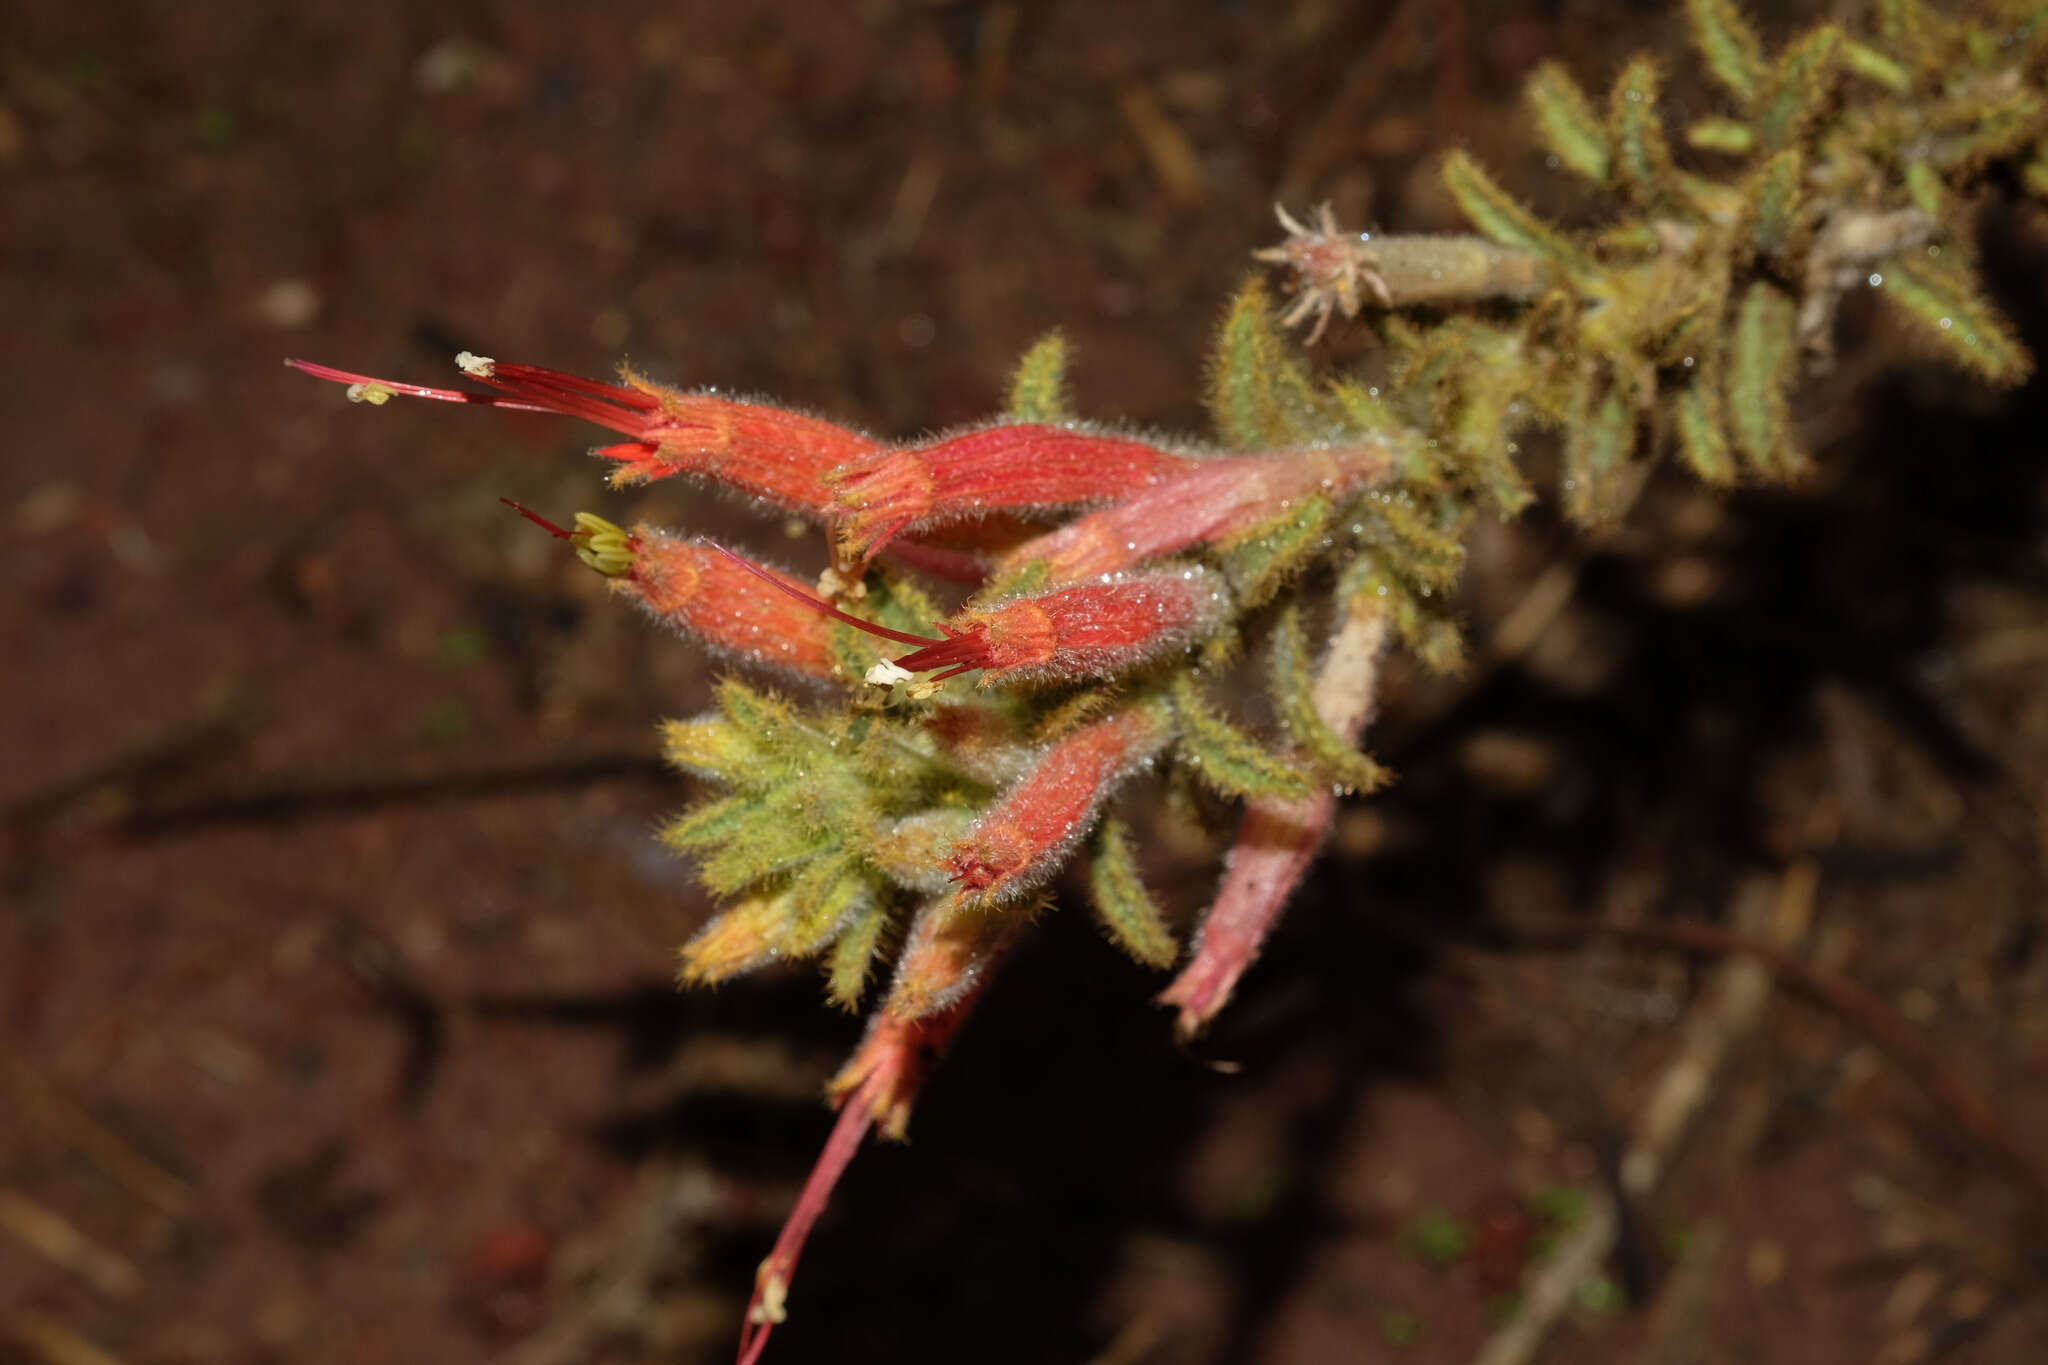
{"left": 1508, "top": 912, "right": 2048, "bottom": 1211}
{"left": 1471, "top": 867, "right": 1816, "bottom": 1365}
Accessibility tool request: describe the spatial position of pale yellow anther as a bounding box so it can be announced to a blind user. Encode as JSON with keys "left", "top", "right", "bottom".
{"left": 455, "top": 351, "right": 496, "bottom": 378}
{"left": 345, "top": 382, "right": 394, "bottom": 405}
{"left": 817, "top": 565, "right": 867, "bottom": 601}
{"left": 571, "top": 512, "right": 634, "bottom": 576}
{"left": 749, "top": 1269, "right": 789, "bottom": 1325}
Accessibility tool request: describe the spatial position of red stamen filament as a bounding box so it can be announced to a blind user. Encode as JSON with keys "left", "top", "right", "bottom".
{"left": 498, "top": 497, "right": 585, "bottom": 540}
{"left": 286, "top": 358, "right": 661, "bottom": 444}
{"left": 707, "top": 544, "right": 990, "bottom": 678}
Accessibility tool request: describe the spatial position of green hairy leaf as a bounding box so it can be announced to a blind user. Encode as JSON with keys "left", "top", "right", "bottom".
{"left": 1088, "top": 818, "right": 1179, "bottom": 968}
{"left": 1686, "top": 0, "right": 1766, "bottom": 106}
{"left": 1609, "top": 58, "right": 1678, "bottom": 207}
{"left": 1754, "top": 25, "right": 1842, "bottom": 151}
{"left": 1006, "top": 329, "right": 1074, "bottom": 422}
{"left": 1171, "top": 674, "right": 1318, "bottom": 801}
{"left": 1672, "top": 379, "right": 1738, "bottom": 485}
{"left": 1744, "top": 148, "right": 1809, "bottom": 265}
{"left": 1882, "top": 255, "right": 2032, "bottom": 387}
{"left": 826, "top": 899, "right": 893, "bottom": 1008}
{"left": 1270, "top": 605, "right": 1392, "bottom": 795}
{"left": 1839, "top": 39, "right": 1909, "bottom": 92}
{"left": 1727, "top": 281, "right": 1803, "bottom": 476}
{"left": 1563, "top": 375, "right": 1638, "bottom": 524}
{"left": 1207, "top": 276, "right": 1331, "bottom": 448}
{"left": 1222, "top": 494, "right": 1333, "bottom": 609}
{"left": 1525, "top": 61, "right": 1612, "bottom": 184}
{"left": 1686, "top": 116, "right": 1756, "bottom": 154}
{"left": 1336, "top": 560, "right": 1466, "bottom": 676}
{"left": 1440, "top": 149, "right": 1588, "bottom": 274}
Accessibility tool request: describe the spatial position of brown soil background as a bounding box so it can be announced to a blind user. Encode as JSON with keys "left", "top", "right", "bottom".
{"left": 5, "top": 2, "right": 2046, "bottom": 1363}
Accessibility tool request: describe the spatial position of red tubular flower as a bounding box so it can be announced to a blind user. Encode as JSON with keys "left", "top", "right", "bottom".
{"left": 829, "top": 423, "right": 1196, "bottom": 562}
{"left": 945, "top": 707, "right": 1168, "bottom": 904}
{"left": 502, "top": 503, "right": 839, "bottom": 681}
{"left": 1155, "top": 790, "right": 1334, "bottom": 1035}
{"left": 1160, "top": 596, "right": 1391, "bottom": 1036}
{"left": 998, "top": 441, "right": 1393, "bottom": 585}
{"left": 947, "top": 568, "right": 1229, "bottom": 685}
{"left": 715, "top": 547, "right": 1226, "bottom": 688}
{"left": 625, "top": 531, "right": 843, "bottom": 680}
{"left": 288, "top": 354, "right": 868, "bottom": 514}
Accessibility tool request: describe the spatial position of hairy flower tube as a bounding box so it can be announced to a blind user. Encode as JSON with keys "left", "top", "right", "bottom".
{"left": 719, "top": 547, "right": 1229, "bottom": 687}
{"left": 944, "top": 706, "right": 1170, "bottom": 904}
{"left": 504, "top": 502, "right": 840, "bottom": 681}
{"left": 288, "top": 354, "right": 870, "bottom": 512}
{"left": 829, "top": 422, "right": 1197, "bottom": 561}
{"left": 1000, "top": 440, "right": 1394, "bottom": 584}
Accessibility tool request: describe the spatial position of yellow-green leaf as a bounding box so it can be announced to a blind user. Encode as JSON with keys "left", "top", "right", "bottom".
{"left": 1006, "top": 329, "right": 1074, "bottom": 422}
{"left": 1881, "top": 255, "right": 2032, "bottom": 387}
{"left": 1088, "top": 817, "right": 1178, "bottom": 968}
{"left": 1526, "top": 62, "right": 1611, "bottom": 184}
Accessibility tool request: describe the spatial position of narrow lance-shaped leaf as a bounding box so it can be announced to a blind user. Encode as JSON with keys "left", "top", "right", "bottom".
{"left": 1839, "top": 39, "right": 1909, "bottom": 92}
{"left": 1336, "top": 558, "right": 1466, "bottom": 675}
{"left": 1686, "top": 117, "right": 1755, "bottom": 154}
{"left": 1362, "top": 490, "right": 1466, "bottom": 588}
{"left": 678, "top": 887, "right": 797, "bottom": 986}
{"left": 1881, "top": 255, "right": 2033, "bottom": 388}
{"left": 1672, "top": 378, "right": 1738, "bottom": 485}
{"left": 1925, "top": 89, "right": 2046, "bottom": 176}
{"left": 1754, "top": 25, "right": 1842, "bottom": 152}
{"left": 826, "top": 898, "right": 893, "bottom": 1009}
{"left": 1685, "top": 0, "right": 1766, "bottom": 105}
{"left": 1744, "top": 148, "right": 1809, "bottom": 266}
{"left": 1903, "top": 161, "right": 1945, "bottom": 220}
{"left": 782, "top": 855, "right": 875, "bottom": 957}
{"left": 1727, "top": 281, "right": 1804, "bottom": 476}
{"left": 1006, "top": 329, "right": 1074, "bottom": 422}
{"left": 662, "top": 713, "right": 770, "bottom": 784}
{"left": 1435, "top": 323, "right": 1540, "bottom": 514}
{"left": 1440, "top": 150, "right": 1589, "bottom": 276}
{"left": 1171, "top": 674, "right": 1319, "bottom": 802}
{"left": 1563, "top": 372, "right": 1638, "bottom": 524}
{"left": 1270, "top": 606, "right": 1391, "bottom": 794}
{"left": 1525, "top": 62, "right": 1611, "bottom": 184}
{"left": 694, "top": 804, "right": 836, "bottom": 897}
{"left": 1088, "top": 818, "right": 1179, "bottom": 968}
{"left": 1609, "top": 57, "right": 1678, "bottom": 208}
{"left": 1205, "top": 277, "right": 1331, "bottom": 449}
{"left": 1218, "top": 494, "right": 1331, "bottom": 609}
